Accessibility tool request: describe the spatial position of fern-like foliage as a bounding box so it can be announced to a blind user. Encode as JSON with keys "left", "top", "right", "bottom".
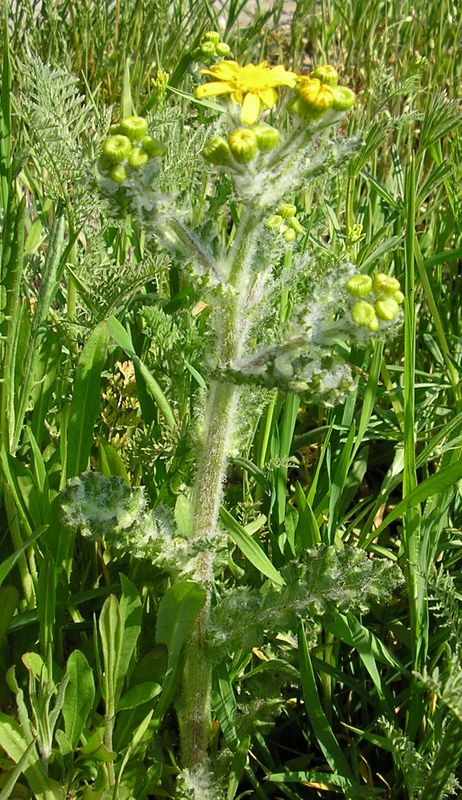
{"left": 17, "top": 56, "right": 110, "bottom": 229}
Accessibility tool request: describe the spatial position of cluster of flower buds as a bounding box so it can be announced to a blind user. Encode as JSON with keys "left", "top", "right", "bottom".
{"left": 290, "top": 64, "right": 356, "bottom": 120}
{"left": 346, "top": 272, "right": 404, "bottom": 332}
{"left": 264, "top": 202, "right": 304, "bottom": 243}
{"left": 202, "top": 123, "right": 280, "bottom": 167}
{"left": 98, "top": 115, "right": 165, "bottom": 184}
{"left": 191, "top": 31, "right": 232, "bottom": 64}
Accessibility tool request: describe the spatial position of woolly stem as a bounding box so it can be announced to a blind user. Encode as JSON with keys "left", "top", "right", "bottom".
{"left": 178, "top": 206, "right": 260, "bottom": 773}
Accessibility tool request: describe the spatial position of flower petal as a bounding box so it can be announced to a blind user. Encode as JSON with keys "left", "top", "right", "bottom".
{"left": 268, "top": 64, "right": 298, "bottom": 87}
{"left": 258, "top": 87, "right": 278, "bottom": 109}
{"left": 241, "top": 92, "right": 261, "bottom": 125}
{"left": 201, "top": 60, "right": 239, "bottom": 80}
{"left": 231, "top": 90, "right": 244, "bottom": 105}
{"left": 195, "top": 81, "right": 233, "bottom": 99}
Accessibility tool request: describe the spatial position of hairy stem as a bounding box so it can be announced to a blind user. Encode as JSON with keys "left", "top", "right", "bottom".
{"left": 178, "top": 206, "right": 260, "bottom": 773}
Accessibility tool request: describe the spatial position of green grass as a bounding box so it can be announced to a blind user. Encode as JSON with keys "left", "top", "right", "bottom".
{"left": 1, "top": 0, "right": 462, "bottom": 798}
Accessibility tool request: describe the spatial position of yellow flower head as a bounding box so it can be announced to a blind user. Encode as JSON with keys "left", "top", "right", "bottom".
{"left": 195, "top": 60, "right": 297, "bottom": 125}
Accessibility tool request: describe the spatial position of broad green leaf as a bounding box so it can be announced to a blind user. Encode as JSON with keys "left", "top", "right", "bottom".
{"left": 153, "top": 581, "right": 206, "bottom": 727}
{"left": 98, "top": 437, "right": 130, "bottom": 483}
{"left": 116, "top": 575, "right": 142, "bottom": 704}
{"left": 117, "top": 682, "right": 161, "bottom": 710}
{"left": 156, "top": 581, "right": 206, "bottom": 662}
{"left": 62, "top": 650, "right": 95, "bottom": 748}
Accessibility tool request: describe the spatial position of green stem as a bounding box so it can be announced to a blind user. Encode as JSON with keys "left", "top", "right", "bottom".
{"left": 178, "top": 206, "right": 259, "bottom": 773}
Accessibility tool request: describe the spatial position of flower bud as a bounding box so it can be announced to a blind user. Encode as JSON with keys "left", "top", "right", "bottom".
{"left": 216, "top": 42, "right": 231, "bottom": 57}
{"left": 352, "top": 300, "right": 379, "bottom": 331}
{"left": 331, "top": 86, "right": 356, "bottom": 111}
{"left": 393, "top": 289, "right": 404, "bottom": 304}
{"left": 108, "top": 164, "right": 127, "bottom": 184}
{"left": 289, "top": 217, "right": 304, "bottom": 235}
{"left": 345, "top": 274, "right": 373, "bottom": 297}
{"left": 118, "top": 115, "right": 148, "bottom": 142}
{"left": 202, "top": 135, "right": 232, "bottom": 165}
{"left": 200, "top": 41, "right": 216, "bottom": 58}
{"left": 373, "top": 272, "right": 401, "bottom": 295}
{"left": 311, "top": 64, "right": 339, "bottom": 86}
{"left": 228, "top": 128, "right": 258, "bottom": 163}
{"left": 203, "top": 31, "right": 221, "bottom": 45}
{"left": 128, "top": 147, "right": 149, "bottom": 169}
{"left": 375, "top": 296, "right": 400, "bottom": 321}
{"left": 141, "top": 136, "right": 166, "bottom": 157}
{"left": 278, "top": 203, "right": 297, "bottom": 219}
{"left": 298, "top": 78, "right": 334, "bottom": 118}
{"left": 284, "top": 227, "right": 297, "bottom": 243}
{"left": 102, "top": 134, "right": 132, "bottom": 163}
{"left": 253, "top": 124, "right": 280, "bottom": 151}
{"left": 264, "top": 214, "right": 283, "bottom": 230}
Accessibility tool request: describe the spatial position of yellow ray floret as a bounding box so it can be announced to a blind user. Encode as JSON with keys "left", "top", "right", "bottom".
{"left": 195, "top": 60, "right": 297, "bottom": 125}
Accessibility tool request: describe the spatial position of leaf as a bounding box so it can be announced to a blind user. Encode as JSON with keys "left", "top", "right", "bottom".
{"left": 62, "top": 650, "right": 95, "bottom": 748}
{"left": 0, "top": 527, "right": 45, "bottom": 587}
{"left": 297, "top": 623, "right": 355, "bottom": 784}
{"left": 116, "top": 575, "right": 142, "bottom": 704}
{"left": 364, "top": 461, "right": 462, "bottom": 546}
{"left": 117, "top": 682, "right": 161, "bottom": 710}
{"left": 66, "top": 322, "right": 108, "bottom": 479}
{"left": 106, "top": 315, "right": 176, "bottom": 431}
{"left": 98, "top": 437, "right": 130, "bottom": 483}
{"left": 0, "top": 714, "right": 64, "bottom": 799}
{"left": 153, "top": 581, "right": 206, "bottom": 727}
{"left": 220, "top": 507, "right": 285, "bottom": 586}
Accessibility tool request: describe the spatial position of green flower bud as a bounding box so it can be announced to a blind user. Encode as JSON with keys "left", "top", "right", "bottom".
{"left": 264, "top": 214, "right": 283, "bottom": 230}
{"left": 109, "top": 123, "right": 123, "bottom": 135}
{"left": 141, "top": 136, "right": 166, "bottom": 157}
{"left": 202, "top": 135, "right": 232, "bottom": 165}
{"left": 345, "top": 274, "right": 373, "bottom": 297}
{"left": 203, "top": 31, "right": 221, "bottom": 45}
{"left": 375, "top": 296, "right": 400, "bottom": 321}
{"left": 298, "top": 78, "right": 334, "bottom": 118}
{"left": 289, "top": 217, "right": 305, "bottom": 235}
{"left": 331, "top": 86, "right": 356, "bottom": 111}
{"left": 393, "top": 289, "right": 404, "bottom": 304}
{"left": 288, "top": 97, "right": 304, "bottom": 117}
{"left": 311, "top": 64, "right": 339, "bottom": 86}
{"left": 352, "top": 300, "right": 379, "bottom": 331}
{"left": 200, "top": 41, "right": 216, "bottom": 57}
{"left": 252, "top": 123, "right": 280, "bottom": 151}
{"left": 373, "top": 272, "right": 401, "bottom": 295}
{"left": 118, "top": 115, "right": 148, "bottom": 142}
{"left": 216, "top": 42, "right": 231, "bottom": 57}
{"left": 102, "top": 134, "right": 132, "bottom": 163}
{"left": 127, "top": 147, "right": 149, "bottom": 169}
{"left": 228, "top": 128, "right": 258, "bottom": 163}
{"left": 108, "top": 164, "right": 127, "bottom": 184}
{"left": 278, "top": 203, "right": 297, "bottom": 219}
{"left": 284, "top": 227, "right": 297, "bottom": 243}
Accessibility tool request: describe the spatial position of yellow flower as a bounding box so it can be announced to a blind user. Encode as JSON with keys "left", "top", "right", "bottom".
{"left": 195, "top": 60, "right": 297, "bottom": 125}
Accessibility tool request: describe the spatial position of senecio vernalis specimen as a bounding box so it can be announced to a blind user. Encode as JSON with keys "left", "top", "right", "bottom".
{"left": 64, "top": 39, "right": 403, "bottom": 800}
